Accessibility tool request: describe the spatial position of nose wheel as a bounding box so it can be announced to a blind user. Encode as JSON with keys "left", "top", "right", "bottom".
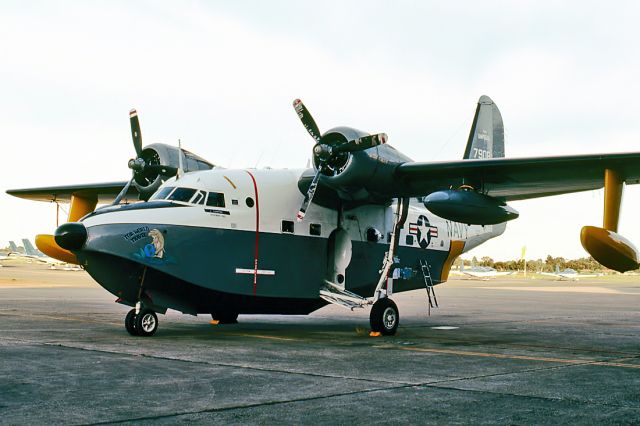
{"left": 124, "top": 308, "right": 158, "bottom": 336}
{"left": 370, "top": 298, "right": 399, "bottom": 335}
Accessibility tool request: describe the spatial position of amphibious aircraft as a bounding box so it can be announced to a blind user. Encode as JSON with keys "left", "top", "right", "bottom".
{"left": 7, "top": 96, "right": 640, "bottom": 336}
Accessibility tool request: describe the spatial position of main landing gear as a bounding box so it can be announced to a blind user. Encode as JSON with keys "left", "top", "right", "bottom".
{"left": 125, "top": 307, "right": 158, "bottom": 337}
{"left": 368, "top": 197, "right": 408, "bottom": 336}
{"left": 370, "top": 298, "right": 399, "bottom": 336}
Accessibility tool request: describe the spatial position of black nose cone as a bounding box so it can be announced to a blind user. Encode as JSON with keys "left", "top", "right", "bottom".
{"left": 55, "top": 222, "right": 87, "bottom": 251}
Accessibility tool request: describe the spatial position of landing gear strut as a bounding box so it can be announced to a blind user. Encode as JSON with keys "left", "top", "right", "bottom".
{"left": 368, "top": 197, "right": 409, "bottom": 336}
{"left": 124, "top": 307, "right": 159, "bottom": 337}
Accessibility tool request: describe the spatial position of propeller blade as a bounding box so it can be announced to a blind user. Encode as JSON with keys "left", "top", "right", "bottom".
{"left": 296, "top": 166, "right": 323, "bottom": 222}
{"left": 334, "top": 133, "right": 387, "bottom": 154}
{"left": 293, "top": 99, "right": 322, "bottom": 143}
{"left": 112, "top": 174, "right": 134, "bottom": 206}
{"left": 129, "top": 109, "right": 142, "bottom": 156}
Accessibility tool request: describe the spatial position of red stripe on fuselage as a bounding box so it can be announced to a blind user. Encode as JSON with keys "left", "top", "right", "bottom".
{"left": 245, "top": 170, "right": 260, "bottom": 295}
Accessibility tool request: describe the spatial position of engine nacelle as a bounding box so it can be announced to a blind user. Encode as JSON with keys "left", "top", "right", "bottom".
{"left": 423, "top": 189, "right": 519, "bottom": 225}
{"left": 310, "top": 127, "right": 412, "bottom": 203}
{"left": 133, "top": 143, "right": 214, "bottom": 200}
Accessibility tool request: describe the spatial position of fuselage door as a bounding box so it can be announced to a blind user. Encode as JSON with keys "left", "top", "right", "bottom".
{"left": 327, "top": 227, "right": 352, "bottom": 288}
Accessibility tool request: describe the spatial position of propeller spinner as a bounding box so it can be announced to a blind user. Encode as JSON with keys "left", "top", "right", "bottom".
{"left": 292, "top": 99, "right": 387, "bottom": 221}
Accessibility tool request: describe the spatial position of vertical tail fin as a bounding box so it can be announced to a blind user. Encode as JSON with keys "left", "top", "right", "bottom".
{"left": 22, "top": 239, "right": 40, "bottom": 256}
{"left": 9, "top": 241, "right": 18, "bottom": 253}
{"left": 463, "top": 95, "right": 504, "bottom": 160}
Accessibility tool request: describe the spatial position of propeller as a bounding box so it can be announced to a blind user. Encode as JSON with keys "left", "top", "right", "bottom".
{"left": 112, "top": 109, "right": 178, "bottom": 205}
{"left": 292, "top": 99, "right": 387, "bottom": 221}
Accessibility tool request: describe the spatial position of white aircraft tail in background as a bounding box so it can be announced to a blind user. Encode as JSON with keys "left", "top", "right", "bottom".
{"left": 6, "top": 239, "right": 80, "bottom": 270}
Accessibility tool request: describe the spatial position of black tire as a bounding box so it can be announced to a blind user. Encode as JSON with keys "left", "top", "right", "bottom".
{"left": 211, "top": 310, "right": 239, "bottom": 324}
{"left": 134, "top": 309, "right": 158, "bottom": 337}
{"left": 370, "top": 298, "right": 399, "bottom": 336}
{"left": 125, "top": 309, "right": 138, "bottom": 336}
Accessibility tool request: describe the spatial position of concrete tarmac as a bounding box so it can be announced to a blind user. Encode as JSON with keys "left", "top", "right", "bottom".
{"left": 1, "top": 261, "right": 640, "bottom": 424}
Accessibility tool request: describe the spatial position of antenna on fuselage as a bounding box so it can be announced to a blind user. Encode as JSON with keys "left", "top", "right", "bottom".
{"left": 177, "top": 139, "right": 184, "bottom": 179}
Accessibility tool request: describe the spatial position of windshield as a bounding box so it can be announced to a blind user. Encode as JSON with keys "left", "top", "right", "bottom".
{"left": 151, "top": 186, "right": 226, "bottom": 207}
{"left": 150, "top": 186, "right": 175, "bottom": 201}
{"left": 167, "top": 187, "right": 197, "bottom": 202}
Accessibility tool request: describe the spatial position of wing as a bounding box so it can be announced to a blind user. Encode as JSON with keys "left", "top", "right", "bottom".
{"left": 6, "top": 182, "right": 138, "bottom": 203}
{"left": 395, "top": 152, "right": 640, "bottom": 201}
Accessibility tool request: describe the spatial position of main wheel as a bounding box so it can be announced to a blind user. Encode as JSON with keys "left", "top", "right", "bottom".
{"left": 370, "top": 298, "right": 399, "bottom": 336}
{"left": 125, "top": 309, "right": 138, "bottom": 336}
{"left": 134, "top": 309, "right": 158, "bottom": 337}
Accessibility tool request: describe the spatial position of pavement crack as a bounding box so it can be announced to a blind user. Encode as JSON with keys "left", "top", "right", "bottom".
{"left": 85, "top": 383, "right": 418, "bottom": 426}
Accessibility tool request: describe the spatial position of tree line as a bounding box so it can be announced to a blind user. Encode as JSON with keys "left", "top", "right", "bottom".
{"left": 467, "top": 255, "right": 636, "bottom": 273}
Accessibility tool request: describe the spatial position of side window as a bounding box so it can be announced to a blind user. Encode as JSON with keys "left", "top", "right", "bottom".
{"left": 167, "top": 188, "right": 197, "bottom": 202}
{"left": 207, "top": 192, "right": 226, "bottom": 208}
{"left": 309, "top": 223, "right": 321, "bottom": 236}
{"left": 191, "top": 190, "right": 206, "bottom": 205}
{"left": 281, "top": 220, "right": 294, "bottom": 234}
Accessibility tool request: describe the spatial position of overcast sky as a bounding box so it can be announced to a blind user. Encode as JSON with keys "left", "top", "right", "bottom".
{"left": 1, "top": 0, "right": 639, "bottom": 260}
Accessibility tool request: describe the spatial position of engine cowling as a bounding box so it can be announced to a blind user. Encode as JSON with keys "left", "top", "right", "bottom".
{"left": 133, "top": 143, "right": 214, "bottom": 200}
{"left": 308, "top": 127, "right": 412, "bottom": 204}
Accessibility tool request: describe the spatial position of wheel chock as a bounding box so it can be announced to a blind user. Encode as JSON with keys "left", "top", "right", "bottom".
{"left": 369, "top": 331, "right": 382, "bottom": 337}
{"left": 210, "top": 319, "right": 220, "bottom": 325}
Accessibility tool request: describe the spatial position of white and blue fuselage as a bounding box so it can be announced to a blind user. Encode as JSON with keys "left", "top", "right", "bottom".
{"left": 77, "top": 168, "right": 505, "bottom": 315}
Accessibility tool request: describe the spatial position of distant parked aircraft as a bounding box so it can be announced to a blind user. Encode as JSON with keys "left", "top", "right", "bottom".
{"left": 22, "top": 239, "right": 45, "bottom": 257}
{"left": 8, "top": 241, "right": 21, "bottom": 254}
{"left": 7, "top": 239, "right": 79, "bottom": 270}
{"left": 541, "top": 265, "right": 599, "bottom": 281}
{"left": 455, "top": 259, "right": 514, "bottom": 280}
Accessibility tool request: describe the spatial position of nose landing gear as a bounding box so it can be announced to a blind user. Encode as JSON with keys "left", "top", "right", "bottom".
{"left": 124, "top": 306, "right": 158, "bottom": 337}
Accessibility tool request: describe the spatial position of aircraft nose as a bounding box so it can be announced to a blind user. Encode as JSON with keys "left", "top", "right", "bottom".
{"left": 54, "top": 222, "right": 87, "bottom": 251}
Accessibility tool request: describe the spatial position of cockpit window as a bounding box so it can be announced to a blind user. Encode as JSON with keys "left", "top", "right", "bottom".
{"left": 167, "top": 187, "right": 197, "bottom": 202}
{"left": 151, "top": 186, "right": 175, "bottom": 200}
{"left": 206, "top": 192, "right": 225, "bottom": 207}
{"left": 192, "top": 190, "right": 207, "bottom": 205}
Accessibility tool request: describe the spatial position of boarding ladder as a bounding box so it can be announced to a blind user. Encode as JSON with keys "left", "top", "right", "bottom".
{"left": 319, "top": 281, "right": 368, "bottom": 310}
{"left": 420, "top": 260, "right": 438, "bottom": 315}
